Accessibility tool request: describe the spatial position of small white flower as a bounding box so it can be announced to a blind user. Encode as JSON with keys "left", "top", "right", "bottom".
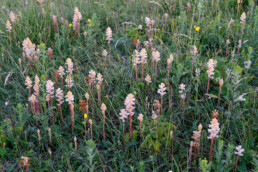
{"left": 235, "top": 145, "right": 244, "bottom": 156}
{"left": 244, "top": 60, "right": 251, "bottom": 69}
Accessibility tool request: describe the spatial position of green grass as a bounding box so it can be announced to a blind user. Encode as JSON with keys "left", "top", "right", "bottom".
{"left": 0, "top": 0, "right": 257, "bottom": 171}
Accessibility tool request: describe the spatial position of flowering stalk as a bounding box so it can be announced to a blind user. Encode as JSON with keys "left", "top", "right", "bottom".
{"left": 119, "top": 109, "right": 128, "bottom": 137}
{"left": 106, "top": 27, "right": 112, "bottom": 57}
{"left": 208, "top": 118, "right": 220, "bottom": 162}
{"left": 101, "top": 103, "right": 107, "bottom": 140}
{"left": 56, "top": 88, "right": 64, "bottom": 123}
{"left": 85, "top": 93, "right": 90, "bottom": 115}
{"left": 158, "top": 83, "right": 166, "bottom": 112}
{"left": 206, "top": 59, "right": 216, "bottom": 95}
{"left": 234, "top": 145, "right": 244, "bottom": 171}
{"left": 124, "top": 94, "right": 135, "bottom": 138}
{"left": 66, "top": 91, "right": 74, "bottom": 133}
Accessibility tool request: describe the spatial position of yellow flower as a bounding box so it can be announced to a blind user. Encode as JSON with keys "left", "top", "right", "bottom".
{"left": 69, "top": 24, "right": 72, "bottom": 27}
{"left": 41, "top": 75, "right": 46, "bottom": 80}
{"left": 195, "top": 26, "right": 200, "bottom": 32}
{"left": 88, "top": 24, "right": 92, "bottom": 27}
{"left": 194, "top": 25, "right": 196, "bottom": 29}
{"left": 88, "top": 19, "right": 91, "bottom": 22}
{"left": 84, "top": 114, "right": 88, "bottom": 119}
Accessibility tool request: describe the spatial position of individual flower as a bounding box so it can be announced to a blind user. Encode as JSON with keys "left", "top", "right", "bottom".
{"left": 96, "top": 73, "right": 103, "bottom": 85}
{"left": 56, "top": 88, "right": 63, "bottom": 105}
{"left": 10, "top": 11, "right": 16, "bottom": 23}
{"left": 140, "top": 48, "right": 147, "bottom": 64}
{"left": 206, "top": 59, "right": 217, "bottom": 79}
{"left": 179, "top": 83, "right": 186, "bottom": 94}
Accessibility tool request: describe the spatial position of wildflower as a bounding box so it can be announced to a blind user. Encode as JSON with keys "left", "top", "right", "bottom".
{"left": 179, "top": 83, "right": 186, "bottom": 94}
{"left": 102, "top": 49, "right": 108, "bottom": 63}
{"left": 69, "top": 23, "right": 72, "bottom": 27}
{"left": 138, "top": 25, "right": 142, "bottom": 29}
{"left": 65, "top": 74, "right": 73, "bottom": 89}
{"left": 25, "top": 76, "right": 32, "bottom": 89}
{"left": 206, "top": 59, "right": 217, "bottom": 94}
{"left": 138, "top": 113, "right": 143, "bottom": 131}
{"left": 101, "top": 103, "right": 107, "bottom": 140}
{"left": 195, "top": 26, "right": 200, "bottom": 32}
{"left": 158, "top": 83, "right": 166, "bottom": 96}
{"left": 145, "top": 17, "right": 151, "bottom": 28}
{"left": 84, "top": 113, "right": 88, "bottom": 119}
{"left": 119, "top": 109, "right": 128, "bottom": 136}
{"left": 20, "top": 156, "right": 30, "bottom": 170}
{"left": 6, "top": 20, "right": 12, "bottom": 32}
{"left": 56, "top": 88, "right": 64, "bottom": 123}
{"left": 133, "top": 50, "right": 140, "bottom": 79}
{"left": 97, "top": 73, "right": 103, "bottom": 85}
{"left": 140, "top": 48, "right": 147, "bottom": 79}
{"left": 73, "top": 7, "right": 82, "bottom": 35}
{"left": 10, "top": 11, "right": 16, "bottom": 23}
{"left": 46, "top": 80, "right": 54, "bottom": 98}
{"left": 234, "top": 145, "right": 244, "bottom": 171}
{"left": 195, "top": 68, "right": 201, "bottom": 77}
{"left": 151, "top": 111, "right": 157, "bottom": 120}
{"left": 240, "top": 12, "right": 246, "bottom": 24}
{"left": 235, "top": 145, "right": 244, "bottom": 156}
{"left": 124, "top": 93, "right": 135, "bottom": 137}
{"left": 88, "top": 19, "right": 91, "bottom": 22}
{"left": 66, "top": 91, "right": 74, "bottom": 104}
{"left": 145, "top": 74, "right": 152, "bottom": 85}
{"left": 244, "top": 60, "right": 251, "bottom": 69}
{"left": 89, "top": 70, "right": 96, "bottom": 85}
{"left": 208, "top": 118, "right": 220, "bottom": 161}
{"left": 106, "top": 27, "right": 112, "bottom": 42}
{"left": 65, "top": 58, "right": 73, "bottom": 74}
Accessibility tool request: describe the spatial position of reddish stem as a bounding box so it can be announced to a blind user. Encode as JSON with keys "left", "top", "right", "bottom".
{"left": 193, "top": 145, "right": 197, "bottom": 161}
{"left": 90, "top": 123, "right": 93, "bottom": 140}
{"left": 123, "top": 122, "right": 125, "bottom": 137}
{"left": 8, "top": 103, "right": 20, "bottom": 154}
{"left": 235, "top": 155, "right": 239, "bottom": 172}
{"left": 103, "top": 112, "right": 106, "bottom": 140}
{"left": 141, "top": 63, "right": 144, "bottom": 79}
{"left": 130, "top": 113, "right": 132, "bottom": 138}
{"left": 59, "top": 103, "right": 64, "bottom": 123}
{"left": 135, "top": 66, "right": 138, "bottom": 80}
{"left": 207, "top": 77, "right": 211, "bottom": 95}
{"left": 209, "top": 138, "right": 214, "bottom": 162}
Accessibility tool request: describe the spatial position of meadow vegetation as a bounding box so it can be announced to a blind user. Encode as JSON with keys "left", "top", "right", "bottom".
{"left": 0, "top": 0, "right": 257, "bottom": 171}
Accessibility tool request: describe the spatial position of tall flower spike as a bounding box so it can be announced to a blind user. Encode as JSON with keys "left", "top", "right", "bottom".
{"left": 206, "top": 59, "right": 217, "bottom": 94}
{"left": 133, "top": 50, "right": 140, "bottom": 79}
{"left": 208, "top": 118, "right": 220, "bottom": 162}
{"left": 119, "top": 109, "right": 128, "bottom": 136}
{"left": 240, "top": 12, "right": 246, "bottom": 24}
{"left": 234, "top": 145, "right": 244, "bottom": 171}
{"left": 101, "top": 103, "right": 107, "bottom": 140}
{"left": 65, "top": 58, "right": 73, "bottom": 75}
{"left": 124, "top": 93, "right": 135, "bottom": 137}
